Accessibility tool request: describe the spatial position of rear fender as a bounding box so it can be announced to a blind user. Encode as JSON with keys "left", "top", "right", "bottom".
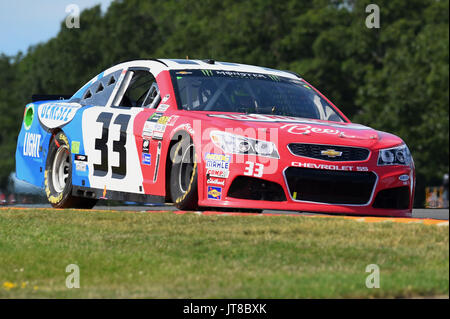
{"left": 15, "top": 100, "right": 86, "bottom": 188}
{"left": 15, "top": 102, "right": 52, "bottom": 187}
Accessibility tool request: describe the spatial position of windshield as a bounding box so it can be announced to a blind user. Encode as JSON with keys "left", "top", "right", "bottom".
{"left": 171, "top": 69, "right": 344, "bottom": 122}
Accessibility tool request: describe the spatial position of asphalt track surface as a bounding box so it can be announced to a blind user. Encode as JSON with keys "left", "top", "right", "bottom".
{"left": 4, "top": 204, "right": 449, "bottom": 220}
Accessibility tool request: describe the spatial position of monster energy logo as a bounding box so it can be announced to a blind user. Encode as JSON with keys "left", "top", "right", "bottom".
{"left": 268, "top": 75, "right": 280, "bottom": 81}
{"left": 201, "top": 69, "right": 214, "bottom": 76}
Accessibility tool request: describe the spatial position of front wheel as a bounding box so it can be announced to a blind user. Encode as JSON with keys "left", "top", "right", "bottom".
{"left": 169, "top": 136, "right": 199, "bottom": 210}
{"left": 45, "top": 132, "right": 97, "bottom": 209}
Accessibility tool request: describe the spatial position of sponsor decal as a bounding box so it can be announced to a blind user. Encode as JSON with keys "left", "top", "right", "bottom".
{"left": 143, "top": 112, "right": 166, "bottom": 138}
{"left": 176, "top": 71, "right": 192, "bottom": 75}
{"left": 161, "top": 94, "right": 170, "bottom": 103}
{"left": 291, "top": 162, "right": 369, "bottom": 172}
{"left": 201, "top": 69, "right": 214, "bottom": 76}
{"left": 281, "top": 123, "right": 340, "bottom": 135}
{"left": 152, "top": 130, "right": 165, "bottom": 140}
{"left": 175, "top": 123, "right": 194, "bottom": 136}
{"left": 151, "top": 115, "right": 169, "bottom": 140}
{"left": 150, "top": 112, "right": 163, "bottom": 122}
{"left": 37, "top": 102, "right": 81, "bottom": 129}
{"left": 74, "top": 154, "right": 87, "bottom": 161}
{"left": 75, "top": 162, "right": 87, "bottom": 172}
{"left": 157, "top": 116, "right": 170, "bottom": 125}
{"left": 166, "top": 115, "right": 179, "bottom": 126}
{"left": 207, "top": 186, "right": 222, "bottom": 200}
{"left": 205, "top": 153, "right": 231, "bottom": 170}
{"left": 23, "top": 132, "right": 41, "bottom": 158}
{"left": 142, "top": 153, "right": 151, "bottom": 165}
{"left": 206, "top": 169, "right": 229, "bottom": 178}
{"left": 156, "top": 104, "right": 170, "bottom": 112}
{"left": 142, "top": 139, "right": 150, "bottom": 153}
{"left": 74, "top": 154, "right": 87, "bottom": 172}
{"left": 71, "top": 141, "right": 80, "bottom": 154}
{"left": 207, "top": 178, "right": 225, "bottom": 186}
{"left": 215, "top": 70, "right": 267, "bottom": 79}
{"left": 143, "top": 121, "right": 155, "bottom": 137}
{"left": 320, "top": 149, "right": 342, "bottom": 158}
{"left": 154, "top": 123, "right": 166, "bottom": 132}
{"left": 207, "top": 114, "right": 371, "bottom": 130}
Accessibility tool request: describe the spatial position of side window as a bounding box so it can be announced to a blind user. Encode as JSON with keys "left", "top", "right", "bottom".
{"left": 79, "top": 70, "right": 121, "bottom": 106}
{"left": 112, "top": 69, "right": 160, "bottom": 108}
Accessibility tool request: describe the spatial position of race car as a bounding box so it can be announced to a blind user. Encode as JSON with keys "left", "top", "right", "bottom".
{"left": 15, "top": 58, "right": 415, "bottom": 216}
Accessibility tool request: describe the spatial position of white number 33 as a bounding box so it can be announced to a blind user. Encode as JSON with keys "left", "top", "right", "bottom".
{"left": 244, "top": 161, "right": 264, "bottom": 178}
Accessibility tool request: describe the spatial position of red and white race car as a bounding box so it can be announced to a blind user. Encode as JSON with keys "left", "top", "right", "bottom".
{"left": 16, "top": 59, "right": 415, "bottom": 216}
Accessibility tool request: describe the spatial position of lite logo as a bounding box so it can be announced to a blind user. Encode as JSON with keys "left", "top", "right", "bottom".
{"left": 23, "top": 132, "right": 41, "bottom": 158}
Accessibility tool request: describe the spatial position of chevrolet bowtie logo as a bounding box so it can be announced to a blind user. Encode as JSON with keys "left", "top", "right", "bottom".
{"left": 321, "top": 149, "right": 343, "bottom": 158}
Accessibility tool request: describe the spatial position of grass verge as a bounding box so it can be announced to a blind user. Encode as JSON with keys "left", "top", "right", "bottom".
{"left": 0, "top": 208, "right": 448, "bottom": 298}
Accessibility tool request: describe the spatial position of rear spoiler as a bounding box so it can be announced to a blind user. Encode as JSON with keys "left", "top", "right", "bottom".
{"left": 31, "top": 94, "right": 72, "bottom": 102}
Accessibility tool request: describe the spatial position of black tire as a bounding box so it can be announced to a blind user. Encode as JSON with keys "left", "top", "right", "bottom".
{"left": 45, "top": 132, "right": 97, "bottom": 209}
{"left": 169, "top": 136, "right": 199, "bottom": 210}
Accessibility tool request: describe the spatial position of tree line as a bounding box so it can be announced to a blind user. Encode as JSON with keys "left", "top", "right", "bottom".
{"left": 0, "top": 0, "right": 448, "bottom": 206}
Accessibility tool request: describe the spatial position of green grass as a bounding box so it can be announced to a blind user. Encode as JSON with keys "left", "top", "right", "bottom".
{"left": 0, "top": 208, "right": 448, "bottom": 298}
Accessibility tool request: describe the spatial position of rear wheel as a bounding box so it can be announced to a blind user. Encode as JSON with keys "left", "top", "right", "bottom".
{"left": 169, "top": 136, "right": 198, "bottom": 210}
{"left": 45, "top": 132, "right": 97, "bottom": 209}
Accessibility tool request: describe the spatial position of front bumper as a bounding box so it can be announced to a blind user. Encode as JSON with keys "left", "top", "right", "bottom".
{"left": 198, "top": 149, "right": 415, "bottom": 217}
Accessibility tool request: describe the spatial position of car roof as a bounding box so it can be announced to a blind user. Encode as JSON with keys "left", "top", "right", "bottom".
{"left": 103, "top": 59, "right": 302, "bottom": 80}
{"left": 158, "top": 58, "right": 301, "bottom": 79}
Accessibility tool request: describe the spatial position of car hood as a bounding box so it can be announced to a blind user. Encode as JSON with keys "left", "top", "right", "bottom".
{"left": 188, "top": 112, "right": 404, "bottom": 150}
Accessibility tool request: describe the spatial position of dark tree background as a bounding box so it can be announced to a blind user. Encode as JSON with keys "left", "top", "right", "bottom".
{"left": 0, "top": 0, "right": 448, "bottom": 206}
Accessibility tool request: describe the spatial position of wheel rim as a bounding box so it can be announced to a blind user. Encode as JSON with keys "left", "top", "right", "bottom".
{"left": 52, "top": 145, "right": 70, "bottom": 193}
{"left": 179, "top": 144, "right": 195, "bottom": 193}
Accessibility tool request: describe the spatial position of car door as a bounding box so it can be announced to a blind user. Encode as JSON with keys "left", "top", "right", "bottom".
{"left": 80, "top": 67, "right": 159, "bottom": 196}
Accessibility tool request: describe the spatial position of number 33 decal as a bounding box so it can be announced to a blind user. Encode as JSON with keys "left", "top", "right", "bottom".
{"left": 244, "top": 161, "right": 264, "bottom": 178}
{"left": 93, "top": 112, "right": 131, "bottom": 179}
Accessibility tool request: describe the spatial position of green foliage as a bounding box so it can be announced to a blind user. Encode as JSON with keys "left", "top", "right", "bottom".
{"left": 0, "top": 0, "right": 448, "bottom": 206}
